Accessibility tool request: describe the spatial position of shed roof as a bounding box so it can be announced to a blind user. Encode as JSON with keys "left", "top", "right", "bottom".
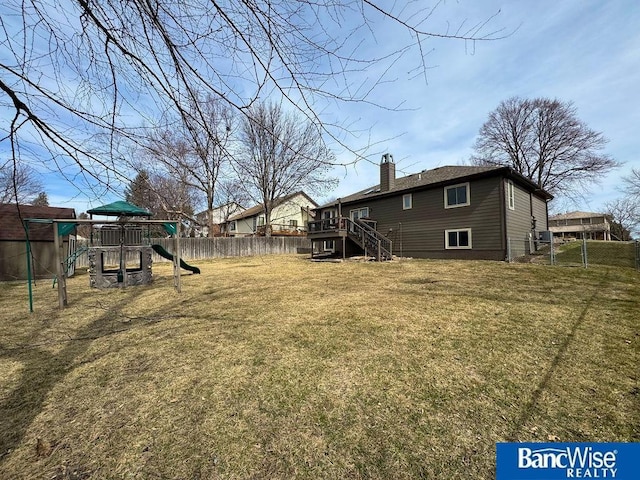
{"left": 87, "top": 200, "right": 152, "bottom": 217}
{"left": 0, "top": 203, "right": 76, "bottom": 241}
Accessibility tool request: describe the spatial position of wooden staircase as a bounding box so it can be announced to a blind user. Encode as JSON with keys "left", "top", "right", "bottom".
{"left": 344, "top": 218, "right": 393, "bottom": 261}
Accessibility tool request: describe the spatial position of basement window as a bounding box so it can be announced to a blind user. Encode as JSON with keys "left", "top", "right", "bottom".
{"left": 445, "top": 229, "right": 472, "bottom": 249}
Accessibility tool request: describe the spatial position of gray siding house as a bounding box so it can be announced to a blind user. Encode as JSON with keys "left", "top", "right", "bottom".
{"left": 308, "top": 155, "right": 552, "bottom": 261}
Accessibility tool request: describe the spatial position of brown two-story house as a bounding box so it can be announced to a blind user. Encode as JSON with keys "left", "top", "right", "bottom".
{"left": 308, "top": 154, "right": 553, "bottom": 261}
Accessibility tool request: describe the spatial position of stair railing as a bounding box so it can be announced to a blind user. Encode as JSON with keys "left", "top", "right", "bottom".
{"left": 344, "top": 218, "right": 393, "bottom": 261}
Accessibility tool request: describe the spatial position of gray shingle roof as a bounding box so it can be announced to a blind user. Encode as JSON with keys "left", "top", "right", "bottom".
{"left": 320, "top": 165, "right": 508, "bottom": 208}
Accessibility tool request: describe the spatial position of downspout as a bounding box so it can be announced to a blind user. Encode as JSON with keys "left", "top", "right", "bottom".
{"left": 530, "top": 192, "right": 536, "bottom": 252}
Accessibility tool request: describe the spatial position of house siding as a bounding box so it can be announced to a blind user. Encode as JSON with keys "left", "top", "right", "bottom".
{"left": 505, "top": 180, "right": 535, "bottom": 257}
{"left": 322, "top": 176, "right": 507, "bottom": 260}
{"left": 0, "top": 239, "right": 71, "bottom": 281}
{"left": 269, "top": 195, "right": 314, "bottom": 228}
{"left": 531, "top": 195, "right": 548, "bottom": 232}
{"left": 229, "top": 192, "right": 316, "bottom": 237}
{"left": 232, "top": 217, "right": 256, "bottom": 236}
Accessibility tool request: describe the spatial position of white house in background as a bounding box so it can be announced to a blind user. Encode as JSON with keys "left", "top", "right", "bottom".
{"left": 226, "top": 191, "right": 317, "bottom": 237}
{"left": 194, "top": 202, "right": 245, "bottom": 237}
{"left": 548, "top": 211, "right": 612, "bottom": 241}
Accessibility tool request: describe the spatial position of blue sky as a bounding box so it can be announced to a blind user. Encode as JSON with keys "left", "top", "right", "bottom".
{"left": 324, "top": 0, "right": 640, "bottom": 213}
{"left": 3, "top": 0, "right": 639, "bottom": 215}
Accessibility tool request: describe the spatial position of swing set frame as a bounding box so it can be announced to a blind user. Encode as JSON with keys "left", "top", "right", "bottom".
{"left": 23, "top": 218, "right": 183, "bottom": 312}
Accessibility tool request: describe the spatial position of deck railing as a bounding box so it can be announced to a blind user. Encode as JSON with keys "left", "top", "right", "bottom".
{"left": 347, "top": 218, "right": 392, "bottom": 261}
{"left": 308, "top": 217, "right": 347, "bottom": 233}
{"left": 307, "top": 217, "right": 392, "bottom": 261}
{"left": 255, "top": 223, "right": 308, "bottom": 236}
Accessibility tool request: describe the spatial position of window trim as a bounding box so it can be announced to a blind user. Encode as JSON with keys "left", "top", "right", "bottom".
{"left": 402, "top": 193, "right": 413, "bottom": 210}
{"left": 350, "top": 207, "right": 369, "bottom": 220}
{"left": 444, "top": 182, "right": 470, "bottom": 209}
{"left": 445, "top": 228, "right": 472, "bottom": 249}
{"left": 507, "top": 180, "right": 515, "bottom": 210}
{"left": 323, "top": 240, "right": 335, "bottom": 252}
{"left": 229, "top": 220, "right": 237, "bottom": 231}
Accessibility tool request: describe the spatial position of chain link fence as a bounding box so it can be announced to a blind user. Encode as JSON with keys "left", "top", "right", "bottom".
{"left": 508, "top": 236, "right": 640, "bottom": 270}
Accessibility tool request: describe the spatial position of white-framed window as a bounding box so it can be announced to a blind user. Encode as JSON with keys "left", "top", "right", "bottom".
{"left": 507, "top": 180, "right": 515, "bottom": 210}
{"left": 350, "top": 207, "right": 369, "bottom": 220}
{"left": 445, "top": 228, "right": 472, "bottom": 249}
{"left": 229, "top": 220, "right": 236, "bottom": 231}
{"left": 257, "top": 215, "right": 265, "bottom": 226}
{"left": 323, "top": 240, "right": 335, "bottom": 252}
{"left": 444, "top": 183, "right": 470, "bottom": 208}
{"left": 402, "top": 193, "right": 412, "bottom": 210}
{"left": 289, "top": 219, "right": 298, "bottom": 228}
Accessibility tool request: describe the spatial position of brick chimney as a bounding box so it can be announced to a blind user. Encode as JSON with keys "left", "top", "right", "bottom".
{"left": 380, "top": 153, "right": 395, "bottom": 192}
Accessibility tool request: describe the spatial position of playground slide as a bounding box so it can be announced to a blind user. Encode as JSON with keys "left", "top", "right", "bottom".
{"left": 151, "top": 244, "right": 201, "bottom": 274}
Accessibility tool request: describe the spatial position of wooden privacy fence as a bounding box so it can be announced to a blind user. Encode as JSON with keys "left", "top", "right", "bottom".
{"left": 74, "top": 236, "right": 311, "bottom": 268}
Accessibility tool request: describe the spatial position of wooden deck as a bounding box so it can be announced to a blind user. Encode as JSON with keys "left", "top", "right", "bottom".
{"left": 307, "top": 217, "right": 393, "bottom": 261}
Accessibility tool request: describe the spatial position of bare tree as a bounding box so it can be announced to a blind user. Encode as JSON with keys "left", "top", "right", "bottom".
{"left": 0, "top": 160, "right": 42, "bottom": 204}
{"left": 125, "top": 169, "right": 196, "bottom": 224}
{"left": 209, "top": 179, "right": 249, "bottom": 236}
{"left": 605, "top": 197, "right": 640, "bottom": 241}
{"left": 76, "top": 212, "right": 92, "bottom": 238}
{"left": 623, "top": 168, "right": 640, "bottom": 198}
{"left": 236, "top": 101, "right": 336, "bottom": 235}
{"left": 139, "top": 95, "right": 236, "bottom": 237}
{"left": 2, "top": 1, "right": 508, "bottom": 199}
{"left": 471, "top": 97, "right": 619, "bottom": 197}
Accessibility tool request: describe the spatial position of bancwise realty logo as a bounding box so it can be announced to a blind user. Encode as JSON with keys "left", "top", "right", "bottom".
{"left": 496, "top": 443, "right": 640, "bottom": 479}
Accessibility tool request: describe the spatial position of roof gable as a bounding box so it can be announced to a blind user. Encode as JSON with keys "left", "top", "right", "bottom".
{"left": 0, "top": 203, "right": 76, "bottom": 241}
{"left": 228, "top": 191, "right": 318, "bottom": 221}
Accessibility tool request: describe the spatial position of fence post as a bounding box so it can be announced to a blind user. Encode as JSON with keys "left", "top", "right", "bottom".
{"left": 550, "top": 238, "right": 555, "bottom": 265}
{"left": 507, "top": 237, "right": 512, "bottom": 263}
{"left": 581, "top": 234, "right": 588, "bottom": 268}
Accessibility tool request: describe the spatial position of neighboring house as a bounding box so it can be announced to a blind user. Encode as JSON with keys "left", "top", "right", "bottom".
{"left": 308, "top": 154, "right": 553, "bottom": 261}
{"left": 226, "top": 191, "right": 318, "bottom": 237}
{"left": 194, "top": 202, "right": 245, "bottom": 237}
{"left": 548, "top": 211, "right": 612, "bottom": 241}
{"left": 0, "top": 203, "right": 77, "bottom": 281}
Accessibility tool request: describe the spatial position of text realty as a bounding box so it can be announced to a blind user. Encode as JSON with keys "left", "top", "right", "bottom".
{"left": 518, "top": 446, "right": 617, "bottom": 478}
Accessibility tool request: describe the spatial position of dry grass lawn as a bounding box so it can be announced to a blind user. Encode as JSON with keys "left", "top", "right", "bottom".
{"left": 0, "top": 255, "right": 638, "bottom": 479}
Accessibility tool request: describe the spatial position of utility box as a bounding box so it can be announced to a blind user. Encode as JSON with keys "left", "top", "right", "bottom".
{"left": 539, "top": 230, "right": 553, "bottom": 243}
